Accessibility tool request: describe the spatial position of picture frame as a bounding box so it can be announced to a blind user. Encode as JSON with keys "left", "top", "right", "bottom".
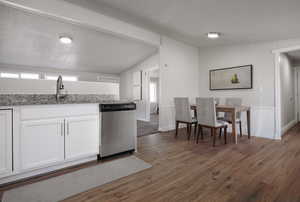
{"left": 209, "top": 65, "right": 253, "bottom": 90}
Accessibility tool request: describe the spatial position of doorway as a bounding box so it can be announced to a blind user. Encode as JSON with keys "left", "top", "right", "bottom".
{"left": 273, "top": 47, "right": 300, "bottom": 138}
{"left": 137, "top": 68, "right": 160, "bottom": 136}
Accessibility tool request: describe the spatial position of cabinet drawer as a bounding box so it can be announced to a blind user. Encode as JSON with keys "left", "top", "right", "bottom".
{"left": 20, "top": 104, "right": 99, "bottom": 120}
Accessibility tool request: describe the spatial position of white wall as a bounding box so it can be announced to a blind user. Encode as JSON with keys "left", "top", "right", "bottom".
{"left": 280, "top": 54, "right": 295, "bottom": 132}
{"left": 119, "top": 53, "right": 159, "bottom": 121}
{"left": 159, "top": 36, "right": 199, "bottom": 131}
{"left": 0, "top": 78, "right": 119, "bottom": 97}
{"left": 119, "top": 54, "right": 159, "bottom": 99}
{"left": 198, "top": 38, "right": 300, "bottom": 139}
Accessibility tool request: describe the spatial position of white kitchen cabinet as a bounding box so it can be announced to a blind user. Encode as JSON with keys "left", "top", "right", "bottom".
{"left": 65, "top": 115, "right": 99, "bottom": 161}
{"left": 20, "top": 118, "right": 65, "bottom": 171}
{"left": 0, "top": 110, "right": 13, "bottom": 178}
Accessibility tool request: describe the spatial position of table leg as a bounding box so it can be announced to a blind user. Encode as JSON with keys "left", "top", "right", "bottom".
{"left": 232, "top": 109, "right": 237, "bottom": 144}
{"left": 247, "top": 109, "right": 251, "bottom": 139}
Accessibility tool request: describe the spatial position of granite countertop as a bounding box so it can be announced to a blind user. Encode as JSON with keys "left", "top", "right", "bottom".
{"left": 0, "top": 94, "right": 132, "bottom": 107}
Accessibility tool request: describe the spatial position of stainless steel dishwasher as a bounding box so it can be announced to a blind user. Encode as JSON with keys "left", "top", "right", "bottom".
{"left": 99, "top": 103, "right": 136, "bottom": 158}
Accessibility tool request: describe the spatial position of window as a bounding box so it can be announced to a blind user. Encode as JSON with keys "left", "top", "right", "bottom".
{"left": 20, "top": 73, "right": 39, "bottom": 80}
{"left": 0, "top": 72, "right": 79, "bottom": 81}
{"left": 45, "top": 75, "right": 58, "bottom": 80}
{"left": 150, "top": 82, "right": 157, "bottom": 103}
{"left": 45, "top": 75, "right": 78, "bottom": 81}
{"left": 62, "top": 76, "right": 78, "bottom": 82}
{"left": 0, "top": 72, "right": 19, "bottom": 79}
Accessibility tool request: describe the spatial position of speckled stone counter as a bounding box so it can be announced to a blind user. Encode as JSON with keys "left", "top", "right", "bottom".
{"left": 0, "top": 94, "right": 130, "bottom": 107}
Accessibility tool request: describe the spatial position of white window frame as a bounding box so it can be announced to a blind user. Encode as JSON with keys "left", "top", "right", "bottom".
{"left": 0, "top": 72, "right": 19, "bottom": 79}
{"left": 20, "top": 73, "right": 40, "bottom": 80}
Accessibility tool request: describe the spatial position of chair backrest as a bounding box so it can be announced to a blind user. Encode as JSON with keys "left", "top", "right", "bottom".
{"left": 215, "top": 97, "right": 220, "bottom": 117}
{"left": 224, "top": 98, "right": 242, "bottom": 120}
{"left": 196, "top": 97, "right": 217, "bottom": 127}
{"left": 174, "top": 97, "right": 192, "bottom": 122}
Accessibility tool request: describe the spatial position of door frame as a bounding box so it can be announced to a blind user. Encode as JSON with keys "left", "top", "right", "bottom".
{"left": 294, "top": 68, "right": 300, "bottom": 122}
{"left": 272, "top": 45, "right": 300, "bottom": 139}
{"left": 145, "top": 65, "right": 160, "bottom": 121}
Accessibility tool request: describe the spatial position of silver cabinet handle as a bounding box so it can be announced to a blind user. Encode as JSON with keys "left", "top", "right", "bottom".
{"left": 67, "top": 122, "right": 70, "bottom": 135}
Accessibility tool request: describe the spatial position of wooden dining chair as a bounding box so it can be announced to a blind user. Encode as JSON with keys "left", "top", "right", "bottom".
{"left": 222, "top": 98, "right": 243, "bottom": 137}
{"left": 196, "top": 97, "right": 228, "bottom": 146}
{"left": 174, "top": 97, "right": 197, "bottom": 140}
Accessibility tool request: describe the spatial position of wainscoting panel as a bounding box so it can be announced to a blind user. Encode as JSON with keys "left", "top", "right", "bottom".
{"left": 159, "top": 105, "right": 176, "bottom": 132}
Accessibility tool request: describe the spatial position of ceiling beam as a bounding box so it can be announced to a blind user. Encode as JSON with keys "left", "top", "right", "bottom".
{"left": 0, "top": 0, "right": 160, "bottom": 47}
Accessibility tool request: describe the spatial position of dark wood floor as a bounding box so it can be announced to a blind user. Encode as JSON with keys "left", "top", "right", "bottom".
{"left": 2, "top": 125, "right": 300, "bottom": 202}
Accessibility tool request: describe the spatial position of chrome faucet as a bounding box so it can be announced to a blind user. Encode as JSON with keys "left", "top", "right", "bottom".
{"left": 56, "top": 75, "right": 66, "bottom": 101}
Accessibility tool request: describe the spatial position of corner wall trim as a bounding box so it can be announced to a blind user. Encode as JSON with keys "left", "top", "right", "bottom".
{"left": 281, "top": 119, "right": 297, "bottom": 135}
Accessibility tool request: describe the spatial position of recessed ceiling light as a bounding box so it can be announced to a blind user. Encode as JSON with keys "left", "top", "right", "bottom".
{"left": 207, "top": 32, "right": 221, "bottom": 39}
{"left": 59, "top": 36, "right": 73, "bottom": 44}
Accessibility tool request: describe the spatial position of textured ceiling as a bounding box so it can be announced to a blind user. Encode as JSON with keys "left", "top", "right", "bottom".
{"left": 67, "top": 0, "right": 300, "bottom": 47}
{"left": 0, "top": 4, "right": 157, "bottom": 74}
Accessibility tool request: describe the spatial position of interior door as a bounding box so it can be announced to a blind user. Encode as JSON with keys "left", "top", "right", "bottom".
{"left": 0, "top": 110, "right": 13, "bottom": 177}
{"left": 20, "top": 118, "right": 65, "bottom": 171}
{"left": 65, "top": 115, "right": 99, "bottom": 161}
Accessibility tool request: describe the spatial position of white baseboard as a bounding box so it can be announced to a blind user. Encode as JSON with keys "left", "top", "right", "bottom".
{"left": 137, "top": 118, "right": 150, "bottom": 122}
{"left": 159, "top": 125, "right": 174, "bottom": 132}
{"left": 281, "top": 119, "right": 297, "bottom": 135}
{"left": 159, "top": 122, "right": 189, "bottom": 132}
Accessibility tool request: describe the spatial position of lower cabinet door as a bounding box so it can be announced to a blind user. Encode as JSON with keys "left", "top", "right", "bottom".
{"left": 0, "top": 110, "right": 13, "bottom": 178}
{"left": 20, "top": 118, "right": 65, "bottom": 171}
{"left": 65, "top": 115, "right": 99, "bottom": 160}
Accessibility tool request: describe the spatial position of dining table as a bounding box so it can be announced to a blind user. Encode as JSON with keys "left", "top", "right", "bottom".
{"left": 190, "top": 104, "right": 251, "bottom": 144}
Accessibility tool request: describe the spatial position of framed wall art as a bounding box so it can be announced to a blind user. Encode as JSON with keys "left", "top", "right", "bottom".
{"left": 209, "top": 65, "right": 253, "bottom": 90}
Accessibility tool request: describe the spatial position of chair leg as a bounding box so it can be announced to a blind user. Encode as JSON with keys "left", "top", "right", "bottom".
{"left": 224, "top": 126, "right": 227, "bottom": 144}
{"left": 175, "top": 121, "right": 179, "bottom": 138}
{"left": 200, "top": 126, "right": 204, "bottom": 140}
{"left": 186, "top": 124, "right": 189, "bottom": 135}
{"left": 194, "top": 123, "right": 197, "bottom": 139}
{"left": 239, "top": 121, "right": 242, "bottom": 137}
{"left": 197, "top": 125, "right": 200, "bottom": 144}
{"left": 212, "top": 128, "right": 216, "bottom": 147}
{"left": 187, "top": 124, "right": 192, "bottom": 140}
{"left": 219, "top": 128, "right": 222, "bottom": 139}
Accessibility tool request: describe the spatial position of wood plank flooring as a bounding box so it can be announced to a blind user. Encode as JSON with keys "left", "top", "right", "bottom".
{"left": 1, "top": 125, "right": 300, "bottom": 202}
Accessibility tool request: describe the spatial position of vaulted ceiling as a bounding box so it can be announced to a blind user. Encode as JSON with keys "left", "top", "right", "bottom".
{"left": 66, "top": 0, "right": 300, "bottom": 47}
{"left": 0, "top": 4, "right": 157, "bottom": 74}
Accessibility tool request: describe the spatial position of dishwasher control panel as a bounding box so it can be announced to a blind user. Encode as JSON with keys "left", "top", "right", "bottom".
{"left": 100, "top": 103, "right": 136, "bottom": 112}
